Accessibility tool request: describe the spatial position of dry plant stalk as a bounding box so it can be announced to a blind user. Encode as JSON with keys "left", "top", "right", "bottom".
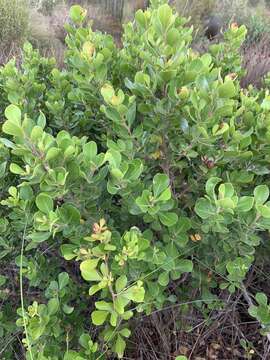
{"left": 241, "top": 34, "right": 270, "bottom": 88}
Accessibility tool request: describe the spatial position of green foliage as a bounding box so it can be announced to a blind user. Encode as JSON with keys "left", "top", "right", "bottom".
{"left": 248, "top": 292, "right": 270, "bottom": 335}
{"left": 0, "top": 0, "right": 29, "bottom": 48}
{"left": 245, "top": 14, "right": 270, "bottom": 45}
{"left": 0, "top": 1, "right": 270, "bottom": 358}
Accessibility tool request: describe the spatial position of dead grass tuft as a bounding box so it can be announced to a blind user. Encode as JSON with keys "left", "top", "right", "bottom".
{"left": 0, "top": 43, "right": 23, "bottom": 66}
{"left": 128, "top": 290, "right": 267, "bottom": 359}
{"left": 241, "top": 34, "right": 270, "bottom": 88}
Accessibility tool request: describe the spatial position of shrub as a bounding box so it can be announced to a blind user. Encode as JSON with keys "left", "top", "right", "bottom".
{"left": 214, "top": 0, "right": 270, "bottom": 47}
{"left": 0, "top": 0, "right": 29, "bottom": 48}
{"left": 38, "top": 0, "right": 61, "bottom": 16}
{"left": 215, "top": 0, "right": 249, "bottom": 25}
{"left": 1, "top": 1, "right": 270, "bottom": 359}
{"left": 244, "top": 13, "right": 270, "bottom": 45}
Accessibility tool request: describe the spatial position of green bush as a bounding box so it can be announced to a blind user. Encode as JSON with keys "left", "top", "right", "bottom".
{"left": 0, "top": 0, "right": 29, "bottom": 48}
{"left": 1, "top": 1, "right": 270, "bottom": 359}
{"left": 244, "top": 14, "right": 270, "bottom": 45}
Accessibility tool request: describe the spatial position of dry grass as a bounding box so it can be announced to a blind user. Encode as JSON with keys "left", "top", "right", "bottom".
{"left": 0, "top": 0, "right": 29, "bottom": 65}
{"left": 30, "top": 2, "right": 123, "bottom": 55}
{"left": 129, "top": 307, "right": 264, "bottom": 359}
{"left": 0, "top": 43, "right": 22, "bottom": 66}
{"left": 49, "top": 4, "right": 69, "bottom": 43}
{"left": 128, "top": 266, "right": 270, "bottom": 359}
{"left": 170, "top": 0, "right": 215, "bottom": 33}
{"left": 28, "top": 7, "right": 66, "bottom": 65}
{"left": 241, "top": 34, "right": 270, "bottom": 88}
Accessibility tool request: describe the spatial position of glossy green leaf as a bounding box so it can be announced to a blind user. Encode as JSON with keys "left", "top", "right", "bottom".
{"left": 5, "top": 104, "right": 21, "bottom": 123}
{"left": 58, "top": 272, "right": 69, "bottom": 290}
{"left": 80, "top": 259, "right": 101, "bottom": 281}
{"left": 254, "top": 185, "right": 269, "bottom": 205}
{"left": 159, "top": 212, "right": 178, "bottom": 227}
{"left": 217, "top": 198, "right": 235, "bottom": 209}
{"left": 195, "top": 198, "right": 216, "bottom": 219}
{"left": 218, "top": 183, "right": 234, "bottom": 199}
{"left": 91, "top": 310, "right": 108, "bottom": 325}
{"left": 158, "top": 271, "right": 169, "bottom": 286}
{"left": 167, "top": 28, "right": 180, "bottom": 46}
{"left": 157, "top": 4, "right": 173, "bottom": 32}
{"left": 115, "top": 275, "right": 127, "bottom": 293}
{"left": 135, "top": 190, "right": 151, "bottom": 213}
{"left": 35, "top": 193, "right": 54, "bottom": 214}
{"left": 156, "top": 187, "right": 171, "bottom": 202}
{"left": 28, "top": 232, "right": 51, "bottom": 243}
{"left": 218, "top": 80, "right": 236, "bottom": 98}
{"left": 110, "top": 311, "right": 118, "bottom": 327}
{"left": 46, "top": 147, "right": 61, "bottom": 161}
{"left": 212, "top": 122, "right": 229, "bottom": 136}
{"left": 257, "top": 205, "right": 270, "bottom": 218}
{"left": 2, "top": 120, "right": 23, "bottom": 137}
{"left": 237, "top": 196, "right": 254, "bottom": 212}
{"left": 120, "top": 328, "right": 131, "bottom": 338}
{"left": 62, "top": 304, "right": 74, "bottom": 314}
{"left": 124, "top": 283, "right": 145, "bottom": 303}
{"left": 153, "top": 173, "right": 170, "bottom": 198}
{"left": 64, "top": 351, "right": 84, "bottom": 360}
{"left": 176, "top": 259, "right": 193, "bottom": 273}
{"left": 10, "top": 163, "right": 25, "bottom": 175}
{"left": 114, "top": 297, "right": 125, "bottom": 314}
{"left": 83, "top": 141, "right": 97, "bottom": 162}
{"left": 89, "top": 284, "right": 101, "bottom": 296}
{"left": 205, "top": 177, "right": 221, "bottom": 199}
{"left": 48, "top": 298, "right": 59, "bottom": 315}
{"left": 58, "top": 204, "right": 80, "bottom": 225}
{"left": 95, "top": 301, "right": 112, "bottom": 311}
{"left": 69, "top": 5, "right": 87, "bottom": 23}
{"left": 61, "top": 244, "right": 77, "bottom": 260}
{"left": 256, "top": 292, "right": 268, "bottom": 306}
{"left": 114, "top": 335, "right": 126, "bottom": 358}
{"left": 135, "top": 9, "right": 146, "bottom": 28}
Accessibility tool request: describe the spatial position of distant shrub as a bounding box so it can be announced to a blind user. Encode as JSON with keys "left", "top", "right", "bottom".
{"left": 0, "top": 0, "right": 29, "bottom": 48}
{"left": 211, "top": 0, "right": 247, "bottom": 32}
{"left": 39, "top": 0, "right": 61, "bottom": 16}
{"left": 244, "top": 14, "right": 270, "bottom": 45}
